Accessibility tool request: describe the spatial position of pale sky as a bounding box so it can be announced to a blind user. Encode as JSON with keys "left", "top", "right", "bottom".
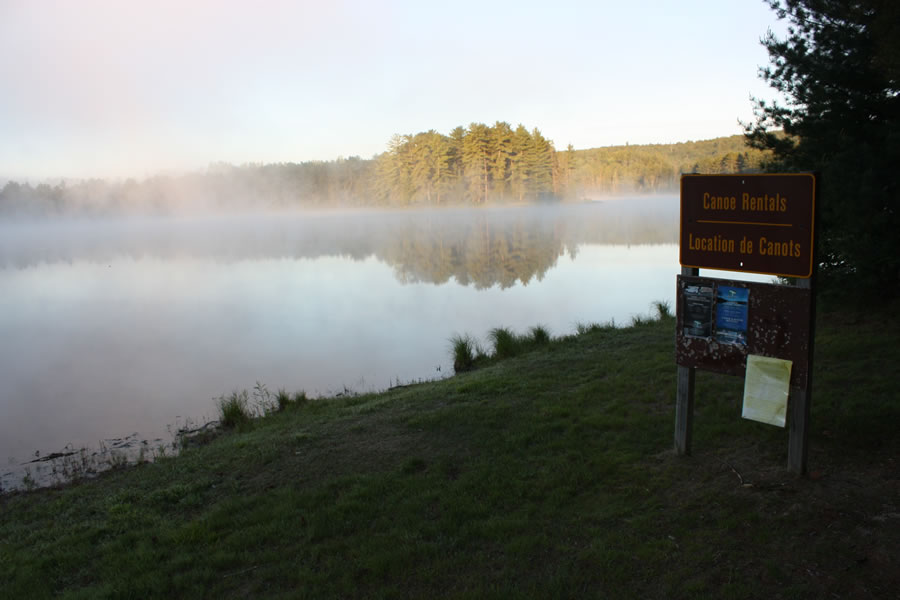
{"left": 0, "top": 0, "right": 785, "bottom": 181}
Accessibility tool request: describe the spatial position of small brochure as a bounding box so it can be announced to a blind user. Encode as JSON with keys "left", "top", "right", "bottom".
{"left": 742, "top": 354, "right": 792, "bottom": 427}
{"left": 715, "top": 285, "right": 749, "bottom": 345}
{"left": 683, "top": 284, "right": 714, "bottom": 338}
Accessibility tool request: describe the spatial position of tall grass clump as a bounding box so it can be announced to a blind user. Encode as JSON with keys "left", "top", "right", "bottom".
{"left": 216, "top": 390, "right": 252, "bottom": 428}
{"left": 251, "top": 381, "right": 279, "bottom": 416}
{"left": 489, "top": 327, "right": 521, "bottom": 359}
{"left": 450, "top": 334, "right": 478, "bottom": 373}
{"left": 529, "top": 325, "right": 551, "bottom": 345}
{"left": 274, "top": 388, "right": 290, "bottom": 411}
{"left": 275, "top": 388, "right": 293, "bottom": 411}
{"left": 652, "top": 299, "right": 672, "bottom": 319}
{"left": 575, "top": 320, "right": 615, "bottom": 335}
{"left": 275, "top": 388, "right": 307, "bottom": 410}
{"left": 630, "top": 314, "right": 653, "bottom": 327}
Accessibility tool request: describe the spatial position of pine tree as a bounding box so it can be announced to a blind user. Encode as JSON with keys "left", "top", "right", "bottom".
{"left": 462, "top": 123, "right": 491, "bottom": 204}
{"left": 446, "top": 126, "right": 466, "bottom": 201}
{"left": 526, "top": 128, "right": 554, "bottom": 199}
{"left": 509, "top": 125, "right": 532, "bottom": 202}
{"left": 490, "top": 121, "right": 514, "bottom": 201}
{"left": 746, "top": 0, "right": 900, "bottom": 295}
{"left": 564, "top": 144, "right": 577, "bottom": 196}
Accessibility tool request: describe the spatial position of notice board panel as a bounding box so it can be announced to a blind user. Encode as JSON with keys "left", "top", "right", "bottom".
{"left": 675, "top": 275, "right": 812, "bottom": 388}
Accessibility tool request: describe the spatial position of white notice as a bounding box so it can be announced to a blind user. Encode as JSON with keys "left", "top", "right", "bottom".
{"left": 742, "top": 355, "right": 793, "bottom": 428}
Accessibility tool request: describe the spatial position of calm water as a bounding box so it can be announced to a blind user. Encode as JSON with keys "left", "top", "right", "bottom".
{"left": 1, "top": 198, "right": 685, "bottom": 488}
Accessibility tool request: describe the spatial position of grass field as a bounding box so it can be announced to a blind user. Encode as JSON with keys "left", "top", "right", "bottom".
{"left": 1, "top": 301, "right": 898, "bottom": 599}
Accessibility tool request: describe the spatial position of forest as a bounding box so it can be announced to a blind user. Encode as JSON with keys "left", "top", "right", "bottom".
{"left": 0, "top": 129, "right": 770, "bottom": 216}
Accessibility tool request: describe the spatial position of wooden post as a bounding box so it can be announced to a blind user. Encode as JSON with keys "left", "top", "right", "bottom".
{"left": 787, "top": 387, "right": 809, "bottom": 474}
{"left": 675, "top": 365, "right": 696, "bottom": 455}
{"left": 675, "top": 266, "right": 699, "bottom": 455}
{"left": 788, "top": 272, "right": 816, "bottom": 474}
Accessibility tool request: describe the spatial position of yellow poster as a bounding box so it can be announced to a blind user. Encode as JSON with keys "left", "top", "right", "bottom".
{"left": 742, "top": 355, "right": 793, "bottom": 427}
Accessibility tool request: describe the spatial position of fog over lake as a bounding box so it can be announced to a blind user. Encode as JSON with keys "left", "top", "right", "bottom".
{"left": 1, "top": 198, "right": 685, "bottom": 487}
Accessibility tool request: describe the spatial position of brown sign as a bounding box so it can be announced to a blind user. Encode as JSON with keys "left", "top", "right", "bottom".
{"left": 680, "top": 174, "right": 816, "bottom": 278}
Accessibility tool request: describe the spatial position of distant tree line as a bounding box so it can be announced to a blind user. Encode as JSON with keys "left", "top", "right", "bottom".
{"left": 566, "top": 137, "right": 770, "bottom": 196}
{"left": 0, "top": 157, "right": 373, "bottom": 216}
{"left": 0, "top": 132, "right": 770, "bottom": 216}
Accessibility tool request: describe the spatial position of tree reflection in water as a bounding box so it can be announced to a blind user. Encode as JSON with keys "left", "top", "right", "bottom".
{"left": 0, "top": 199, "right": 678, "bottom": 289}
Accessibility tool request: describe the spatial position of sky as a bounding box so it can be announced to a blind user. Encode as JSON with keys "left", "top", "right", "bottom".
{"left": 0, "top": 0, "right": 787, "bottom": 181}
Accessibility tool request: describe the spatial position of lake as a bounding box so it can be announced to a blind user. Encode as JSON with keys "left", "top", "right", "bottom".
{"left": 1, "top": 198, "right": 693, "bottom": 488}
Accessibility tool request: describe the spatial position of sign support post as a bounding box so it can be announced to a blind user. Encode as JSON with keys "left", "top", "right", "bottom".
{"left": 787, "top": 273, "right": 815, "bottom": 474}
{"left": 675, "top": 266, "right": 698, "bottom": 456}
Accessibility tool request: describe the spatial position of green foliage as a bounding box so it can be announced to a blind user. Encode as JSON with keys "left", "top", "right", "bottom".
{"left": 454, "top": 326, "right": 555, "bottom": 372}
{"left": 568, "top": 137, "right": 770, "bottom": 195}
{"left": 275, "top": 388, "right": 290, "bottom": 411}
{"left": 272, "top": 388, "right": 307, "bottom": 411}
{"left": 529, "top": 325, "right": 551, "bottom": 345}
{"left": 463, "top": 122, "right": 492, "bottom": 204}
{"left": 373, "top": 121, "right": 558, "bottom": 206}
{"left": 488, "top": 327, "right": 520, "bottom": 359}
{"left": 746, "top": 0, "right": 900, "bottom": 297}
{"left": 216, "top": 390, "right": 252, "bottom": 428}
{"left": 652, "top": 300, "right": 672, "bottom": 319}
{"left": 373, "top": 130, "right": 770, "bottom": 205}
{"left": 451, "top": 326, "right": 568, "bottom": 373}
{"left": 250, "top": 381, "right": 278, "bottom": 416}
{"left": 630, "top": 314, "right": 653, "bottom": 327}
{"left": 575, "top": 320, "right": 615, "bottom": 335}
{"left": 450, "top": 334, "right": 478, "bottom": 373}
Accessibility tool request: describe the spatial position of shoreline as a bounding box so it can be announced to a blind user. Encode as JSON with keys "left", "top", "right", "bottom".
{"left": 2, "top": 301, "right": 898, "bottom": 597}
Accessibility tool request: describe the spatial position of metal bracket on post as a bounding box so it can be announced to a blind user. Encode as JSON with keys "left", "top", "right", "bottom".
{"left": 675, "top": 266, "right": 699, "bottom": 455}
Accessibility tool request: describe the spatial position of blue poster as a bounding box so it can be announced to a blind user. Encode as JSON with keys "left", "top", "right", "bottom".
{"left": 715, "top": 285, "right": 749, "bottom": 345}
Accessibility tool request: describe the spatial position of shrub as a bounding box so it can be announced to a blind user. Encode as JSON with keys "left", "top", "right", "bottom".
{"left": 489, "top": 327, "right": 519, "bottom": 359}
{"left": 575, "top": 321, "right": 599, "bottom": 335}
{"left": 529, "top": 325, "right": 551, "bottom": 345}
{"left": 275, "top": 388, "right": 292, "bottom": 411}
{"left": 252, "top": 381, "right": 277, "bottom": 416}
{"left": 450, "top": 334, "right": 477, "bottom": 373}
{"left": 575, "top": 320, "right": 617, "bottom": 335}
{"left": 631, "top": 314, "right": 652, "bottom": 327}
{"left": 652, "top": 300, "right": 672, "bottom": 319}
{"left": 217, "top": 390, "right": 252, "bottom": 428}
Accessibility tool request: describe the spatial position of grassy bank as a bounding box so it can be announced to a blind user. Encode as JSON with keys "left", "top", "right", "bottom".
{"left": 2, "top": 303, "right": 898, "bottom": 599}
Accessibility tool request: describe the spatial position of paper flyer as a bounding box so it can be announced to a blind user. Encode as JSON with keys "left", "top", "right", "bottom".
{"left": 715, "top": 285, "right": 749, "bottom": 345}
{"left": 683, "top": 284, "right": 714, "bottom": 337}
{"left": 742, "top": 355, "right": 792, "bottom": 427}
